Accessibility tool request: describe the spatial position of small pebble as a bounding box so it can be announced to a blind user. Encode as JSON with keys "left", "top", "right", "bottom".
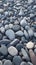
{"left": 26, "top": 41, "right": 34, "bottom": 49}
{"left": 8, "top": 46, "right": 18, "bottom": 56}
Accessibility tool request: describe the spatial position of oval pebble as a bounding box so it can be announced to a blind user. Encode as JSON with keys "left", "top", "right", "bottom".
{"left": 26, "top": 41, "right": 34, "bottom": 49}
{"left": 13, "top": 56, "right": 22, "bottom": 65}
{"left": 15, "top": 30, "right": 24, "bottom": 37}
{"left": 5, "top": 29, "right": 15, "bottom": 40}
{"left": 8, "top": 46, "right": 18, "bottom": 56}
{"left": 0, "top": 45, "right": 8, "bottom": 55}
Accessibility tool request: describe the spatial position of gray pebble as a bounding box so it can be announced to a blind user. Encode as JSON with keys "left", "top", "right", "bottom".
{"left": 34, "top": 49, "right": 36, "bottom": 54}
{"left": 27, "top": 62, "right": 33, "bottom": 65}
{"left": 12, "top": 25, "right": 20, "bottom": 31}
{"left": 0, "top": 45, "right": 8, "bottom": 55}
{"left": 8, "top": 46, "right": 18, "bottom": 56}
{"left": 13, "top": 56, "right": 22, "bottom": 65}
{"left": 4, "top": 60, "right": 12, "bottom": 65}
{"left": 20, "top": 18, "right": 28, "bottom": 27}
{"left": 5, "top": 29, "right": 15, "bottom": 40}
{"left": 15, "top": 30, "right": 24, "bottom": 36}
{"left": 0, "top": 61, "right": 2, "bottom": 65}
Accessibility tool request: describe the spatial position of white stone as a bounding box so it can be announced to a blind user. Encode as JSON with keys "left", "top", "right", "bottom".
{"left": 26, "top": 41, "right": 34, "bottom": 49}
{"left": 8, "top": 46, "right": 18, "bottom": 56}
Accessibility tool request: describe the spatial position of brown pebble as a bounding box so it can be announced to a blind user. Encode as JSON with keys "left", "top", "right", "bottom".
{"left": 29, "top": 49, "right": 36, "bottom": 65}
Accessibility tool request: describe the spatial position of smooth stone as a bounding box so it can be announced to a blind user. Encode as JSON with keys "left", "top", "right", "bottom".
{"left": 0, "top": 61, "right": 2, "bottom": 65}
{"left": 28, "top": 0, "right": 33, "bottom": 3}
{"left": 9, "top": 24, "right": 13, "bottom": 29}
{"left": 5, "top": 29, "right": 15, "bottom": 40}
{"left": 0, "top": 27, "right": 5, "bottom": 33}
{"left": 34, "top": 49, "right": 36, "bottom": 54}
{"left": 24, "top": 30, "right": 29, "bottom": 40}
{"left": 27, "top": 62, "right": 33, "bottom": 65}
{"left": 14, "top": 20, "right": 19, "bottom": 25}
{"left": 0, "top": 39, "right": 10, "bottom": 45}
{"left": 12, "top": 25, "right": 20, "bottom": 32}
{"left": 15, "top": 30, "right": 24, "bottom": 36}
{"left": 28, "top": 29, "right": 34, "bottom": 38}
{"left": 4, "top": 60, "right": 12, "bottom": 65}
{"left": 26, "top": 41, "right": 34, "bottom": 49}
{"left": 21, "top": 48, "right": 30, "bottom": 61}
{"left": 13, "top": 56, "right": 22, "bottom": 65}
{"left": 10, "top": 39, "right": 19, "bottom": 46}
{"left": 16, "top": 44, "right": 23, "bottom": 51}
{"left": 0, "top": 45, "right": 8, "bottom": 55}
{"left": 25, "top": 25, "right": 30, "bottom": 31}
{"left": 20, "top": 62, "right": 27, "bottom": 65}
{"left": 0, "top": 33, "right": 2, "bottom": 40}
{"left": 8, "top": 46, "right": 18, "bottom": 56}
{"left": 0, "top": 9, "right": 4, "bottom": 13}
{"left": 20, "top": 18, "right": 28, "bottom": 27}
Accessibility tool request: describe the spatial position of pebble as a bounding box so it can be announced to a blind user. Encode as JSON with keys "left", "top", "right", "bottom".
{"left": 16, "top": 44, "right": 23, "bottom": 51}
{"left": 15, "top": 30, "right": 24, "bottom": 36}
{"left": 0, "top": 45, "right": 8, "bottom": 55}
{"left": 4, "top": 60, "right": 12, "bottom": 65}
{"left": 12, "top": 25, "right": 20, "bottom": 31}
{"left": 13, "top": 56, "right": 22, "bottom": 65}
{"left": 8, "top": 46, "right": 18, "bottom": 56}
{"left": 21, "top": 48, "right": 30, "bottom": 61}
{"left": 0, "top": 27, "right": 5, "bottom": 33}
{"left": 26, "top": 41, "right": 34, "bottom": 49}
{"left": 20, "top": 62, "right": 27, "bottom": 65}
{"left": 20, "top": 18, "right": 28, "bottom": 27}
{"left": 5, "top": 25, "right": 9, "bottom": 30}
{"left": 28, "top": 29, "right": 34, "bottom": 38}
{"left": 9, "top": 24, "right": 13, "bottom": 29}
{"left": 5, "top": 29, "right": 15, "bottom": 40}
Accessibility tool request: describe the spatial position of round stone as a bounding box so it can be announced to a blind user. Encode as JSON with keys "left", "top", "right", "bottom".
{"left": 5, "top": 29, "right": 15, "bottom": 40}
{"left": 15, "top": 30, "right": 24, "bottom": 37}
{"left": 8, "top": 46, "right": 18, "bottom": 56}
{"left": 13, "top": 56, "right": 22, "bottom": 65}
{"left": 4, "top": 60, "right": 12, "bottom": 65}
{"left": 0, "top": 45, "right": 8, "bottom": 55}
{"left": 26, "top": 41, "right": 34, "bottom": 49}
{"left": 12, "top": 25, "right": 20, "bottom": 32}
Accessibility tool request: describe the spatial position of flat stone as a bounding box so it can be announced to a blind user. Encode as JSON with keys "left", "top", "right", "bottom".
{"left": 15, "top": 30, "right": 24, "bottom": 36}
{"left": 0, "top": 45, "right": 8, "bottom": 55}
{"left": 26, "top": 41, "right": 34, "bottom": 49}
{"left": 8, "top": 46, "right": 18, "bottom": 56}
{"left": 13, "top": 56, "right": 22, "bottom": 65}
{"left": 5, "top": 29, "right": 15, "bottom": 40}
{"left": 4, "top": 60, "right": 12, "bottom": 65}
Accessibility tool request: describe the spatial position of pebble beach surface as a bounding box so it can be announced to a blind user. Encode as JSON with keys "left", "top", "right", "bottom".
{"left": 0, "top": 0, "right": 36, "bottom": 65}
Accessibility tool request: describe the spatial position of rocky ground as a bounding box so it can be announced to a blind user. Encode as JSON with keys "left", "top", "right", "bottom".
{"left": 0, "top": 0, "right": 36, "bottom": 65}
